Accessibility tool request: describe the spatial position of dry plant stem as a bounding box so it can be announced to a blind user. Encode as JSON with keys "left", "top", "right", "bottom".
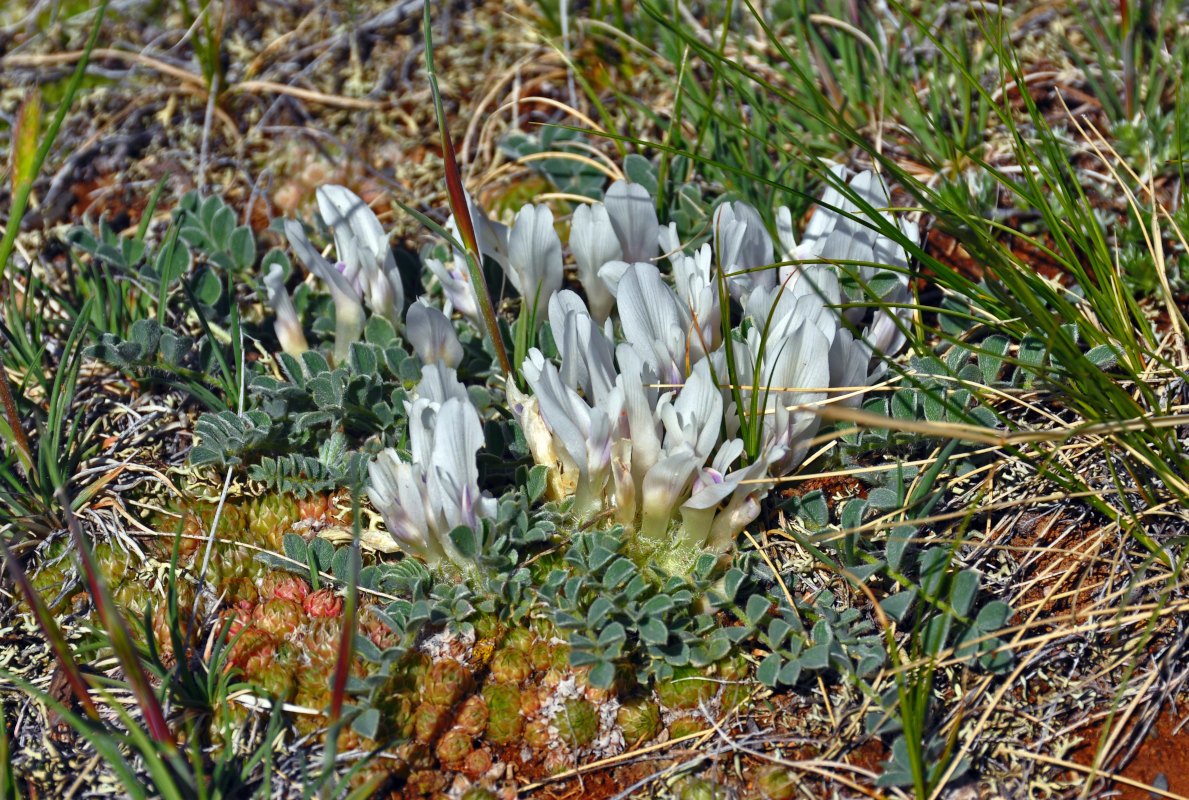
{"left": 1002, "top": 748, "right": 1189, "bottom": 800}
{"left": 329, "top": 499, "right": 363, "bottom": 723}
{"left": 423, "top": 1, "right": 512, "bottom": 377}
{"left": 0, "top": 534, "right": 99, "bottom": 720}
{"left": 0, "top": 369, "right": 32, "bottom": 477}
{"left": 198, "top": 71, "right": 219, "bottom": 196}
{"left": 56, "top": 487, "right": 175, "bottom": 747}
{"left": 0, "top": 51, "right": 383, "bottom": 111}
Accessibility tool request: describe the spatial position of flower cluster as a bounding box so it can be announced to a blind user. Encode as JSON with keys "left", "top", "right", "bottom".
{"left": 270, "top": 169, "right": 917, "bottom": 572}
{"left": 279, "top": 186, "right": 405, "bottom": 362}
{"left": 505, "top": 169, "right": 918, "bottom": 572}
{"left": 367, "top": 363, "right": 495, "bottom": 569}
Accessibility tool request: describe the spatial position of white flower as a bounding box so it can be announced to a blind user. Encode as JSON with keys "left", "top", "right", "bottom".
{"left": 284, "top": 218, "right": 365, "bottom": 364}
{"left": 368, "top": 446, "right": 436, "bottom": 561}
{"left": 506, "top": 204, "right": 563, "bottom": 330}
{"left": 406, "top": 298, "right": 462, "bottom": 367}
{"left": 570, "top": 202, "right": 621, "bottom": 323}
{"left": 521, "top": 348, "right": 623, "bottom": 518}
{"left": 669, "top": 241, "right": 722, "bottom": 360}
{"left": 549, "top": 291, "right": 617, "bottom": 406}
{"left": 776, "top": 166, "right": 919, "bottom": 377}
{"left": 414, "top": 361, "right": 470, "bottom": 407}
{"left": 638, "top": 450, "right": 700, "bottom": 546}
{"left": 604, "top": 180, "right": 660, "bottom": 264}
{"left": 262, "top": 262, "right": 308, "bottom": 357}
{"left": 616, "top": 262, "right": 696, "bottom": 387}
{"left": 447, "top": 190, "right": 510, "bottom": 271}
{"left": 507, "top": 381, "right": 579, "bottom": 502}
{"left": 367, "top": 394, "right": 495, "bottom": 568}
{"left": 732, "top": 277, "right": 835, "bottom": 470}
{"left": 431, "top": 191, "right": 509, "bottom": 329}
{"left": 681, "top": 441, "right": 775, "bottom": 554}
{"left": 713, "top": 200, "right": 776, "bottom": 300}
{"left": 315, "top": 186, "right": 404, "bottom": 325}
{"left": 426, "top": 254, "right": 481, "bottom": 327}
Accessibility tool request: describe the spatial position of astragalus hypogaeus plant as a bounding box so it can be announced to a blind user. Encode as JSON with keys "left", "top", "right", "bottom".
{"left": 507, "top": 166, "right": 918, "bottom": 575}
{"left": 280, "top": 168, "right": 917, "bottom": 578}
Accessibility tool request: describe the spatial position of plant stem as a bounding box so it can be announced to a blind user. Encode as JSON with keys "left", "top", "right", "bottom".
{"left": 422, "top": 2, "right": 513, "bottom": 379}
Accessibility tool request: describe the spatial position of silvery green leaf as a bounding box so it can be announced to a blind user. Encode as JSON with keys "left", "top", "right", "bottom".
{"left": 756, "top": 653, "right": 781, "bottom": 687}
{"left": 230, "top": 226, "right": 256, "bottom": 271}
{"left": 745, "top": 593, "right": 770, "bottom": 626}
{"left": 310, "top": 538, "right": 334, "bottom": 569}
{"left": 725, "top": 626, "right": 753, "bottom": 645}
{"left": 282, "top": 533, "right": 307, "bottom": 563}
{"left": 154, "top": 236, "right": 189, "bottom": 285}
{"left": 354, "top": 636, "right": 384, "bottom": 663}
{"left": 957, "top": 362, "right": 982, "bottom": 383}
{"left": 798, "top": 490, "right": 829, "bottom": 527}
{"left": 588, "top": 660, "right": 616, "bottom": 689}
{"left": 856, "top": 652, "right": 884, "bottom": 677}
{"left": 625, "top": 574, "right": 649, "bottom": 600}
{"left": 588, "top": 545, "right": 617, "bottom": 572}
{"left": 918, "top": 547, "right": 949, "bottom": 599}
{"left": 692, "top": 553, "right": 717, "bottom": 581}
{"left": 596, "top": 623, "right": 626, "bottom": 649}
{"left": 208, "top": 205, "right": 234, "bottom": 251}
{"left": 923, "top": 615, "right": 953, "bottom": 656}
{"left": 979, "top": 334, "right": 1010, "bottom": 383}
{"left": 526, "top": 464, "right": 549, "bottom": 503}
{"left": 348, "top": 342, "right": 378, "bottom": 375}
{"left": 358, "top": 566, "right": 379, "bottom": 591}
{"left": 639, "top": 618, "right": 668, "bottom": 645}
{"left": 350, "top": 708, "right": 380, "bottom": 740}
{"left": 923, "top": 384, "right": 946, "bottom": 422}
{"left": 975, "top": 601, "right": 1013, "bottom": 631}
{"left": 879, "top": 588, "right": 916, "bottom": 622}
{"left": 1086, "top": 343, "right": 1121, "bottom": 369}
{"left": 722, "top": 568, "right": 745, "bottom": 603}
{"left": 705, "top": 632, "right": 731, "bottom": 662}
{"left": 331, "top": 547, "right": 351, "bottom": 580}
{"left": 623, "top": 154, "right": 658, "bottom": 195}
{"left": 448, "top": 526, "right": 478, "bottom": 559}
{"left": 980, "top": 640, "right": 1013, "bottom": 671}
{"left": 771, "top": 659, "right": 800, "bottom": 687}
{"left": 587, "top": 597, "right": 613, "bottom": 628}
{"left": 951, "top": 569, "right": 980, "bottom": 618}
{"left": 867, "top": 487, "right": 899, "bottom": 510}
{"left": 602, "top": 557, "right": 635, "bottom": 590}
{"left": 766, "top": 618, "right": 792, "bottom": 649}
{"left": 641, "top": 594, "right": 675, "bottom": 617}
{"left": 890, "top": 389, "right": 918, "bottom": 421}
{"left": 800, "top": 644, "right": 829, "bottom": 670}
{"left": 688, "top": 645, "right": 714, "bottom": 668}
{"left": 844, "top": 563, "right": 882, "bottom": 583}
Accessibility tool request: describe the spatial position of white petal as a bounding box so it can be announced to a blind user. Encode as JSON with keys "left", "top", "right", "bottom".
{"left": 639, "top": 451, "right": 699, "bottom": 544}
{"left": 316, "top": 185, "right": 404, "bottom": 321}
{"left": 263, "top": 263, "right": 308, "bottom": 356}
{"left": 415, "top": 362, "right": 470, "bottom": 407}
{"left": 617, "top": 262, "right": 691, "bottom": 385}
{"left": 406, "top": 300, "right": 463, "bottom": 367}
{"left": 570, "top": 203, "right": 621, "bottom": 323}
{"left": 604, "top": 180, "right": 659, "bottom": 264}
{"left": 507, "top": 204, "right": 563, "bottom": 327}
{"left": 284, "top": 218, "right": 364, "bottom": 362}
{"left": 427, "top": 397, "right": 486, "bottom": 531}
{"left": 426, "top": 256, "right": 480, "bottom": 326}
